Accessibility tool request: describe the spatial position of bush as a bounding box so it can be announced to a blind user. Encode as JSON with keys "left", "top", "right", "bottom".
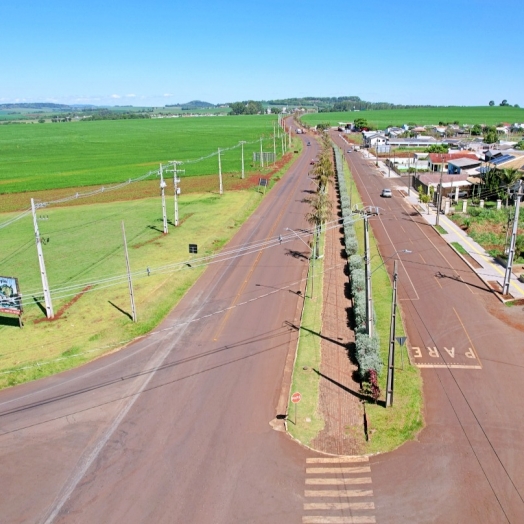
{"left": 349, "top": 254, "right": 363, "bottom": 271}
{"left": 355, "top": 332, "right": 383, "bottom": 377}
{"left": 350, "top": 268, "right": 365, "bottom": 293}
{"left": 345, "top": 236, "right": 359, "bottom": 256}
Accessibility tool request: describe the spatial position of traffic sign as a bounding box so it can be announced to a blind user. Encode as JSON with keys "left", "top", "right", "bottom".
{"left": 291, "top": 392, "right": 302, "bottom": 404}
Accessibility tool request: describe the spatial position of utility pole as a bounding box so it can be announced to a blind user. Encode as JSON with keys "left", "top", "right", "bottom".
{"left": 218, "top": 148, "right": 223, "bottom": 195}
{"left": 159, "top": 164, "right": 168, "bottom": 234}
{"left": 273, "top": 130, "right": 277, "bottom": 164}
{"left": 364, "top": 214, "right": 373, "bottom": 337}
{"left": 31, "top": 198, "right": 54, "bottom": 319}
{"left": 259, "top": 138, "right": 264, "bottom": 168}
{"left": 122, "top": 221, "right": 137, "bottom": 322}
{"left": 436, "top": 156, "right": 444, "bottom": 227}
{"left": 386, "top": 259, "right": 398, "bottom": 407}
{"left": 502, "top": 181, "right": 523, "bottom": 296}
{"left": 240, "top": 141, "right": 246, "bottom": 179}
{"left": 171, "top": 161, "right": 184, "bottom": 225}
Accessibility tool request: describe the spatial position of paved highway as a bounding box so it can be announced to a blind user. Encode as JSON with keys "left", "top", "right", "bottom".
{"left": 333, "top": 134, "right": 524, "bottom": 523}
{"left": 2, "top": 129, "right": 524, "bottom": 524}
{"left": 0, "top": 135, "right": 325, "bottom": 523}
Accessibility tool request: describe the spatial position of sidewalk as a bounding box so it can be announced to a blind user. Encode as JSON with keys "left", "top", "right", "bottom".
{"left": 361, "top": 148, "right": 524, "bottom": 302}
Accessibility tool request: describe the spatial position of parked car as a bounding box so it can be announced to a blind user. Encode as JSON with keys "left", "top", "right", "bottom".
{"left": 381, "top": 188, "right": 392, "bottom": 198}
{"left": 447, "top": 190, "right": 468, "bottom": 199}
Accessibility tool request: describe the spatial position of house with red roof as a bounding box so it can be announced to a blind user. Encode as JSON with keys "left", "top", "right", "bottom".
{"left": 428, "top": 153, "right": 479, "bottom": 172}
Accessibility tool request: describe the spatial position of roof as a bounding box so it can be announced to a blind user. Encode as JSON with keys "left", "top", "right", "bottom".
{"left": 417, "top": 173, "right": 471, "bottom": 186}
{"left": 448, "top": 157, "right": 482, "bottom": 168}
{"left": 429, "top": 153, "right": 478, "bottom": 163}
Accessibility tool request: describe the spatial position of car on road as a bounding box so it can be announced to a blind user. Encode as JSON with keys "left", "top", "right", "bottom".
{"left": 307, "top": 141, "right": 311, "bottom": 146}
{"left": 381, "top": 188, "right": 392, "bottom": 198}
{"left": 310, "top": 159, "right": 316, "bottom": 165}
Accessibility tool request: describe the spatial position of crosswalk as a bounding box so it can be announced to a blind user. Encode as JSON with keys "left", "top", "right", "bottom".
{"left": 303, "top": 456, "right": 376, "bottom": 524}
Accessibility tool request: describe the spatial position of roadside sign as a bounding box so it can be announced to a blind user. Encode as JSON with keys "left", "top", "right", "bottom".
{"left": 396, "top": 336, "right": 407, "bottom": 346}
{"left": 291, "top": 392, "right": 302, "bottom": 404}
{"left": 258, "top": 178, "right": 268, "bottom": 187}
{"left": 189, "top": 244, "right": 198, "bottom": 254}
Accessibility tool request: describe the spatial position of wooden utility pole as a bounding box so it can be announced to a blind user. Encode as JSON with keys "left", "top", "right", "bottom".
{"left": 31, "top": 198, "right": 54, "bottom": 318}
{"left": 122, "top": 221, "right": 137, "bottom": 322}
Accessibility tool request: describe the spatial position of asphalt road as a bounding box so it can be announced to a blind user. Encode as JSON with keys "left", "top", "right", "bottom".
{"left": 3, "top": 130, "right": 524, "bottom": 524}
{"left": 334, "top": 134, "right": 524, "bottom": 523}
{"left": 0, "top": 134, "right": 324, "bottom": 523}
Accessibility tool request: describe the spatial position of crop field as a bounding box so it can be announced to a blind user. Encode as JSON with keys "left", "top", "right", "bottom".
{"left": 301, "top": 106, "right": 524, "bottom": 128}
{"left": 0, "top": 190, "right": 263, "bottom": 387}
{"left": 0, "top": 114, "right": 280, "bottom": 195}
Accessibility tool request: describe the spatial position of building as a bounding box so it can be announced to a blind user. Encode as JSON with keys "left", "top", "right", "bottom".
{"left": 428, "top": 153, "right": 479, "bottom": 172}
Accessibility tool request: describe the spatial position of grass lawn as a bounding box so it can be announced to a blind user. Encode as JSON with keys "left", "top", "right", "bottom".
{"left": 0, "top": 115, "right": 280, "bottom": 194}
{"left": 287, "top": 247, "right": 325, "bottom": 446}
{"left": 347, "top": 158, "right": 423, "bottom": 453}
{"left": 0, "top": 191, "right": 261, "bottom": 388}
{"left": 0, "top": 141, "right": 300, "bottom": 389}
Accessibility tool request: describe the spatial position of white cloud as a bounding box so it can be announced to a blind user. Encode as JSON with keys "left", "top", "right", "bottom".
{"left": 163, "top": 93, "right": 174, "bottom": 97}
{"left": 125, "top": 94, "right": 136, "bottom": 98}
{"left": 111, "top": 94, "right": 121, "bottom": 99}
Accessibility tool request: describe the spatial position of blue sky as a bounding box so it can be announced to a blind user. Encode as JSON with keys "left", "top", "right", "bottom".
{"left": 2, "top": 0, "right": 523, "bottom": 107}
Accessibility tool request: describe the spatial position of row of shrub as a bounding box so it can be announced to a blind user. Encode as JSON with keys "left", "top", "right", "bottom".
{"left": 333, "top": 146, "right": 383, "bottom": 380}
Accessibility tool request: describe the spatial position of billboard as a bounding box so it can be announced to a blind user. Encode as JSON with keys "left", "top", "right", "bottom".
{"left": 0, "top": 276, "right": 22, "bottom": 316}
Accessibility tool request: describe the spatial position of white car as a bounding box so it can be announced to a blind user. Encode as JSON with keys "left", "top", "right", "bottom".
{"left": 381, "top": 188, "right": 392, "bottom": 198}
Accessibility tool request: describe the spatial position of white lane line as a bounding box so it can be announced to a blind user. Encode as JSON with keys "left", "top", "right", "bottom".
{"left": 306, "top": 478, "right": 372, "bottom": 485}
{"left": 306, "top": 467, "right": 371, "bottom": 474}
{"left": 307, "top": 457, "right": 369, "bottom": 464}
{"left": 304, "top": 502, "right": 375, "bottom": 510}
{"left": 305, "top": 490, "right": 374, "bottom": 497}
{"left": 302, "top": 516, "right": 376, "bottom": 523}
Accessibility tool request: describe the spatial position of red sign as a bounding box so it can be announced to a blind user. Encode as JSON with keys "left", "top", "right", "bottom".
{"left": 291, "top": 392, "right": 302, "bottom": 404}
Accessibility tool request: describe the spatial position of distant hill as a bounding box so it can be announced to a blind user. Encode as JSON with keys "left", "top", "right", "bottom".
{"left": 0, "top": 102, "right": 74, "bottom": 110}
{"left": 165, "top": 100, "right": 215, "bottom": 108}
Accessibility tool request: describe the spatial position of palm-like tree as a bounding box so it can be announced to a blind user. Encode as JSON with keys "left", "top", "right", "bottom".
{"left": 305, "top": 192, "right": 333, "bottom": 257}
{"left": 500, "top": 168, "right": 522, "bottom": 206}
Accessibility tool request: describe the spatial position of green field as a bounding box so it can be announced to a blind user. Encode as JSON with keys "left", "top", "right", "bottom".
{"left": 301, "top": 106, "right": 524, "bottom": 129}
{"left": 0, "top": 191, "right": 261, "bottom": 387}
{"left": 0, "top": 115, "right": 280, "bottom": 195}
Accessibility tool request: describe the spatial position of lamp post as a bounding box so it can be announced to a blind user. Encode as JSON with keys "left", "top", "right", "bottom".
{"left": 286, "top": 227, "right": 315, "bottom": 298}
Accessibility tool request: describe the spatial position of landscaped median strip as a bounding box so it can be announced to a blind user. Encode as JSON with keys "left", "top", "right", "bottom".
{"left": 287, "top": 143, "right": 423, "bottom": 455}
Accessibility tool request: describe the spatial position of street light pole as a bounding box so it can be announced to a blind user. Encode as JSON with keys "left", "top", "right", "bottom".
{"left": 502, "top": 181, "right": 523, "bottom": 296}
{"left": 364, "top": 215, "right": 373, "bottom": 338}
{"left": 386, "top": 259, "right": 398, "bottom": 407}
{"left": 436, "top": 156, "right": 444, "bottom": 227}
